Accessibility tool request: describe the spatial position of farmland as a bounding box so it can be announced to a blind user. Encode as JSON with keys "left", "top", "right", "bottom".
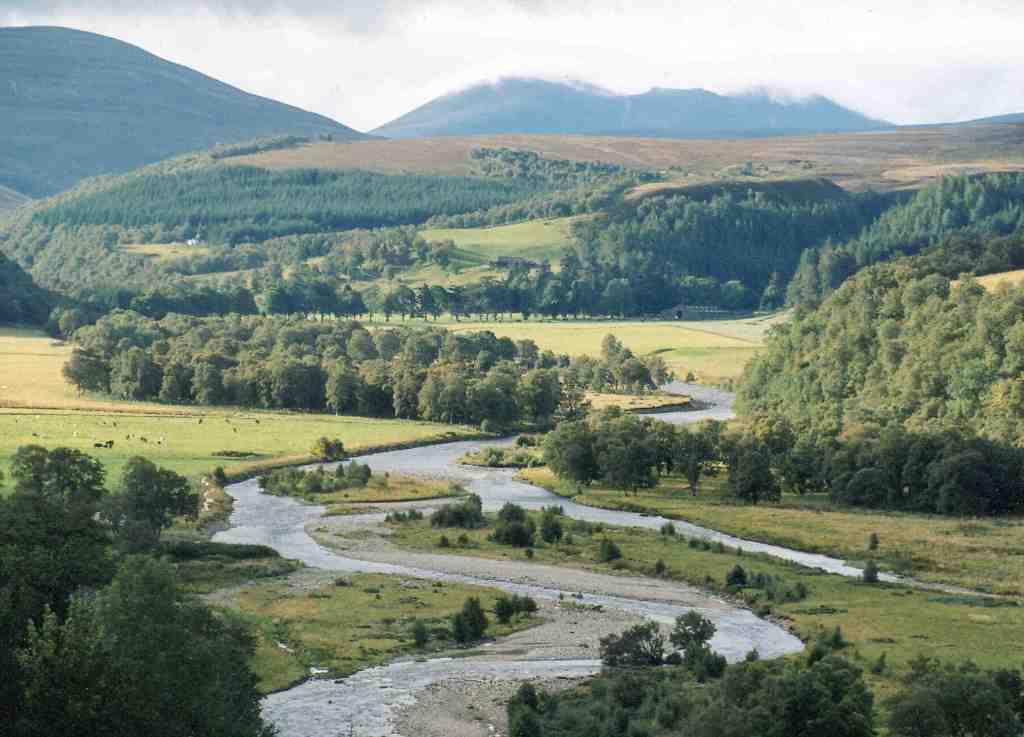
{"left": 0, "top": 327, "right": 477, "bottom": 487}
{"left": 421, "top": 216, "right": 586, "bottom": 263}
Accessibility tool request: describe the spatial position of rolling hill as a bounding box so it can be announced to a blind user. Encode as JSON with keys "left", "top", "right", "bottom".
{"left": 373, "top": 78, "right": 888, "bottom": 139}
{"left": 0, "top": 26, "right": 366, "bottom": 198}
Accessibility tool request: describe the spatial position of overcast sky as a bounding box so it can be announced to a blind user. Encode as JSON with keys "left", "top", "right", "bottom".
{"left": 3, "top": 1, "right": 1023, "bottom": 132}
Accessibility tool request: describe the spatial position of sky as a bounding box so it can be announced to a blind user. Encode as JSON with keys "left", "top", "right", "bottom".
{"left": 3, "top": 1, "right": 1024, "bottom": 132}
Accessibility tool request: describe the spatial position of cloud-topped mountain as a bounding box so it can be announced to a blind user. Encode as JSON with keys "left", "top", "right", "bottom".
{"left": 0, "top": 26, "right": 366, "bottom": 198}
{"left": 373, "top": 78, "right": 888, "bottom": 140}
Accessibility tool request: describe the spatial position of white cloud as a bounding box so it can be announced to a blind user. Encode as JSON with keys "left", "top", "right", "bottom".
{"left": 3, "top": 0, "right": 1024, "bottom": 130}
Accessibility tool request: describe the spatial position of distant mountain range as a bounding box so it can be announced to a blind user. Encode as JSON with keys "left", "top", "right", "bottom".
{"left": 373, "top": 78, "right": 890, "bottom": 139}
{"left": 0, "top": 26, "right": 365, "bottom": 198}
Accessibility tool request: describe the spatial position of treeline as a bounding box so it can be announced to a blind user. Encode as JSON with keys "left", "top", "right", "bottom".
{"left": 567, "top": 179, "right": 891, "bottom": 314}
{"left": 64, "top": 313, "right": 575, "bottom": 428}
{"left": 1, "top": 445, "right": 273, "bottom": 736}
{"left": 0, "top": 253, "right": 52, "bottom": 325}
{"left": 787, "top": 173, "right": 1024, "bottom": 305}
{"left": 33, "top": 165, "right": 546, "bottom": 245}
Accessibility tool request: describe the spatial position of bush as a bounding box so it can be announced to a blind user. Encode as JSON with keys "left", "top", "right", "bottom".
{"left": 540, "top": 511, "right": 563, "bottom": 543}
{"left": 312, "top": 436, "right": 345, "bottom": 461}
{"left": 868, "top": 532, "right": 880, "bottom": 551}
{"left": 495, "top": 594, "right": 538, "bottom": 623}
{"left": 863, "top": 560, "right": 880, "bottom": 584}
{"left": 660, "top": 522, "right": 676, "bottom": 536}
{"left": 600, "top": 622, "right": 665, "bottom": 668}
{"left": 726, "top": 564, "right": 748, "bottom": 588}
{"left": 212, "top": 466, "right": 228, "bottom": 485}
{"left": 413, "top": 620, "right": 429, "bottom": 648}
{"left": 431, "top": 494, "right": 485, "bottom": 529}
{"left": 598, "top": 539, "right": 622, "bottom": 562}
{"left": 438, "top": 535, "right": 451, "bottom": 548}
{"left": 452, "top": 597, "right": 489, "bottom": 643}
{"left": 492, "top": 520, "right": 536, "bottom": 548}
{"left": 498, "top": 502, "right": 529, "bottom": 524}
{"left": 456, "top": 533, "right": 471, "bottom": 547}
{"left": 654, "top": 559, "right": 667, "bottom": 577}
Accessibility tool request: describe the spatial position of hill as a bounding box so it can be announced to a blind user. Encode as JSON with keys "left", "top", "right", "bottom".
{"left": 373, "top": 78, "right": 887, "bottom": 139}
{"left": 0, "top": 185, "right": 29, "bottom": 213}
{"left": 232, "top": 124, "right": 1024, "bottom": 192}
{"left": 0, "top": 26, "right": 365, "bottom": 198}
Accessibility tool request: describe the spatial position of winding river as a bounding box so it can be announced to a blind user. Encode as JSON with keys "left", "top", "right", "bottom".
{"left": 213, "top": 383, "right": 928, "bottom": 736}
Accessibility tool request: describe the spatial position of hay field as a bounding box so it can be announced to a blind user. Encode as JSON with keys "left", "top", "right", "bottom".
{"left": 434, "top": 315, "right": 785, "bottom": 383}
{"left": 121, "top": 243, "right": 212, "bottom": 263}
{"left": 972, "top": 269, "right": 1024, "bottom": 291}
{"left": 421, "top": 216, "right": 586, "bottom": 263}
{"left": 229, "top": 125, "right": 1024, "bottom": 192}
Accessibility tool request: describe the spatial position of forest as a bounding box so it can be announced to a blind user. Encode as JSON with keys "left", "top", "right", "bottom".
{"left": 787, "top": 173, "right": 1024, "bottom": 305}
{"left": 0, "top": 253, "right": 52, "bottom": 325}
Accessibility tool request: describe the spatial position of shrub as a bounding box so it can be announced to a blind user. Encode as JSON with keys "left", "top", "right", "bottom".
{"left": 869, "top": 532, "right": 880, "bottom": 551}
{"left": 870, "top": 652, "right": 887, "bottom": 675}
{"left": 212, "top": 466, "right": 228, "bottom": 485}
{"left": 654, "top": 559, "right": 667, "bottom": 577}
{"left": 540, "top": 511, "right": 563, "bottom": 543}
{"left": 312, "top": 436, "right": 345, "bottom": 461}
{"left": 498, "top": 502, "right": 529, "bottom": 524}
{"left": 431, "top": 494, "right": 485, "bottom": 529}
{"left": 863, "top": 560, "right": 880, "bottom": 584}
{"left": 492, "top": 520, "right": 536, "bottom": 548}
{"left": 456, "top": 533, "right": 471, "bottom": 547}
{"left": 413, "top": 620, "right": 429, "bottom": 648}
{"left": 660, "top": 522, "right": 676, "bottom": 536}
{"left": 496, "top": 594, "right": 538, "bottom": 623}
{"left": 438, "top": 535, "right": 451, "bottom": 548}
{"left": 451, "top": 597, "right": 488, "bottom": 643}
{"left": 726, "top": 564, "right": 748, "bottom": 588}
{"left": 600, "top": 622, "right": 665, "bottom": 668}
{"left": 598, "top": 539, "right": 622, "bottom": 562}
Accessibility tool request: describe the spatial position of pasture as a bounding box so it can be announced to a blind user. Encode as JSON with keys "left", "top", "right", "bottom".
{"left": 971, "top": 269, "right": 1024, "bottom": 291}
{"left": 0, "top": 328, "right": 475, "bottom": 487}
{"left": 433, "top": 315, "right": 784, "bottom": 383}
{"left": 121, "top": 242, "right": 212, "bottom": 263}
{"left": 421, "top": 216, "right": 586, "bottom": 263}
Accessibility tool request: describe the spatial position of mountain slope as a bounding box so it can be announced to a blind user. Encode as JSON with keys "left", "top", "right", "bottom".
{"left": 0, "top": 185, "right": 30, "bottom": 213}
{"left": 373, "top": 78, "right": 888, "bottom": 139}
{"left": 0, "top": 252, "right": 52, "bottom": 325}
{"left": 0, "top": 26, "right": 366, "bottom": 197}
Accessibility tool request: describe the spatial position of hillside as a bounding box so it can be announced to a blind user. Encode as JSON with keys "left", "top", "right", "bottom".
{"left": 0, "top": 185, "right": 29, "bottom": 213}
{"left": 373, "top": 78, "right": 887, "bottom": 139}
{"left": 232, "top": 124, "right": 1024, "bottom": 192}
{"left": 0, "top": 253, "right": 51, "bottom": 325}
{"left": 0, "top": 26, "right": 365, "bottom": 198}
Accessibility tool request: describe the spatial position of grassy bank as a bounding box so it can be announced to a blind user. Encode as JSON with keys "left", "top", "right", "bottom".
{"left": 520, "top": 467, "right": 1024, "bottom": 596}
{"left": 223, "top": 572, "right": 541, "bottom": 693}
{"left": 375, "top": 511, "right": 1024, "bottom": 696}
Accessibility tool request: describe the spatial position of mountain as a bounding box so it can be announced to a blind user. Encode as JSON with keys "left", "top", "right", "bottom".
{"left": 953, "top": 112, "right": 1024, "bottom": 126}
{"left": 0, "top": 252, "right": 52, "bottom": 325}
{"left": 0, "top": 26, "right": 366, "bottom": 198}
{"left": 0, "top": 185, "right": 30, "bottom": 213}
{"left": 373, "top": 78, "right": 888, "bottom": 139}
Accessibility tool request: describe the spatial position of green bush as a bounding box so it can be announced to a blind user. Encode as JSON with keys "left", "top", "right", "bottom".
{"left": 598, "top": 539, "right": 622, "bottom": 562}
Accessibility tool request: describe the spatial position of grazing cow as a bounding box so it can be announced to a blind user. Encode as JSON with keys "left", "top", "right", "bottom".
{"left": 93, "top": 442, "right": 104, "bottom": 449}
{"left": 105, "top": 440, "right": 114, "bottom": 449}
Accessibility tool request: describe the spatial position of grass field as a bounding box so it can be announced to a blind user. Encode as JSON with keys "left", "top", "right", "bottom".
{"left": 421, "top": 216, "right": 586, "bottom": 263}
{"left": 121, "top": 242, "right": 212, "bottom": 263}
{"left": 585, "top": 392, "right": 691, "bottom": 412}
{"left": 229, "top": 126, "right": 1024, "bottom": 192}
{"left": 0, "top": 327, "right": 477, "bottom": 488}
{"left": 521, "top": 467, "right": 1024, "bottom": 596}
{"left": 376, "top": 511, "right": 1024, "bottom": 695}
{"left": 428, "top": 315, "right": 784, "bottom": 383}
{"left": 227, "top": 572, "right": 540, "bottom": 693}
{"left": 971, "top": 269, "right": 1024, "bottom": 291}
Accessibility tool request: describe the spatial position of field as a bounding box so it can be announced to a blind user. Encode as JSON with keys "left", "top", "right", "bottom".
{"left": 585, "top": 392, "right": 691, "bottom": 412}
{"left": 0, "top": 328, "right": 477, "bottom": 487}
{"left": 121, "top": 242, "right": 212, "bottom": 263}
{"left": 420, "top": 216, "right": 586, "bottom": 263}
{"left": 229, "top": 125, "right": 1024, "bottom": 192}
{"left": 971, "top": 269, "right": 1024, "bottom": 291}
{"left": 521, "top": 467, "right": 1024, "bottom": 596}
{"left": 225, "top": 572, "right": 540, "bottom": 693}
{"left": 376, "top": 511, "right": 1024, "bottom": 694}
{"left": 429, "top": 315, "right": 784, "bottom": 383}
